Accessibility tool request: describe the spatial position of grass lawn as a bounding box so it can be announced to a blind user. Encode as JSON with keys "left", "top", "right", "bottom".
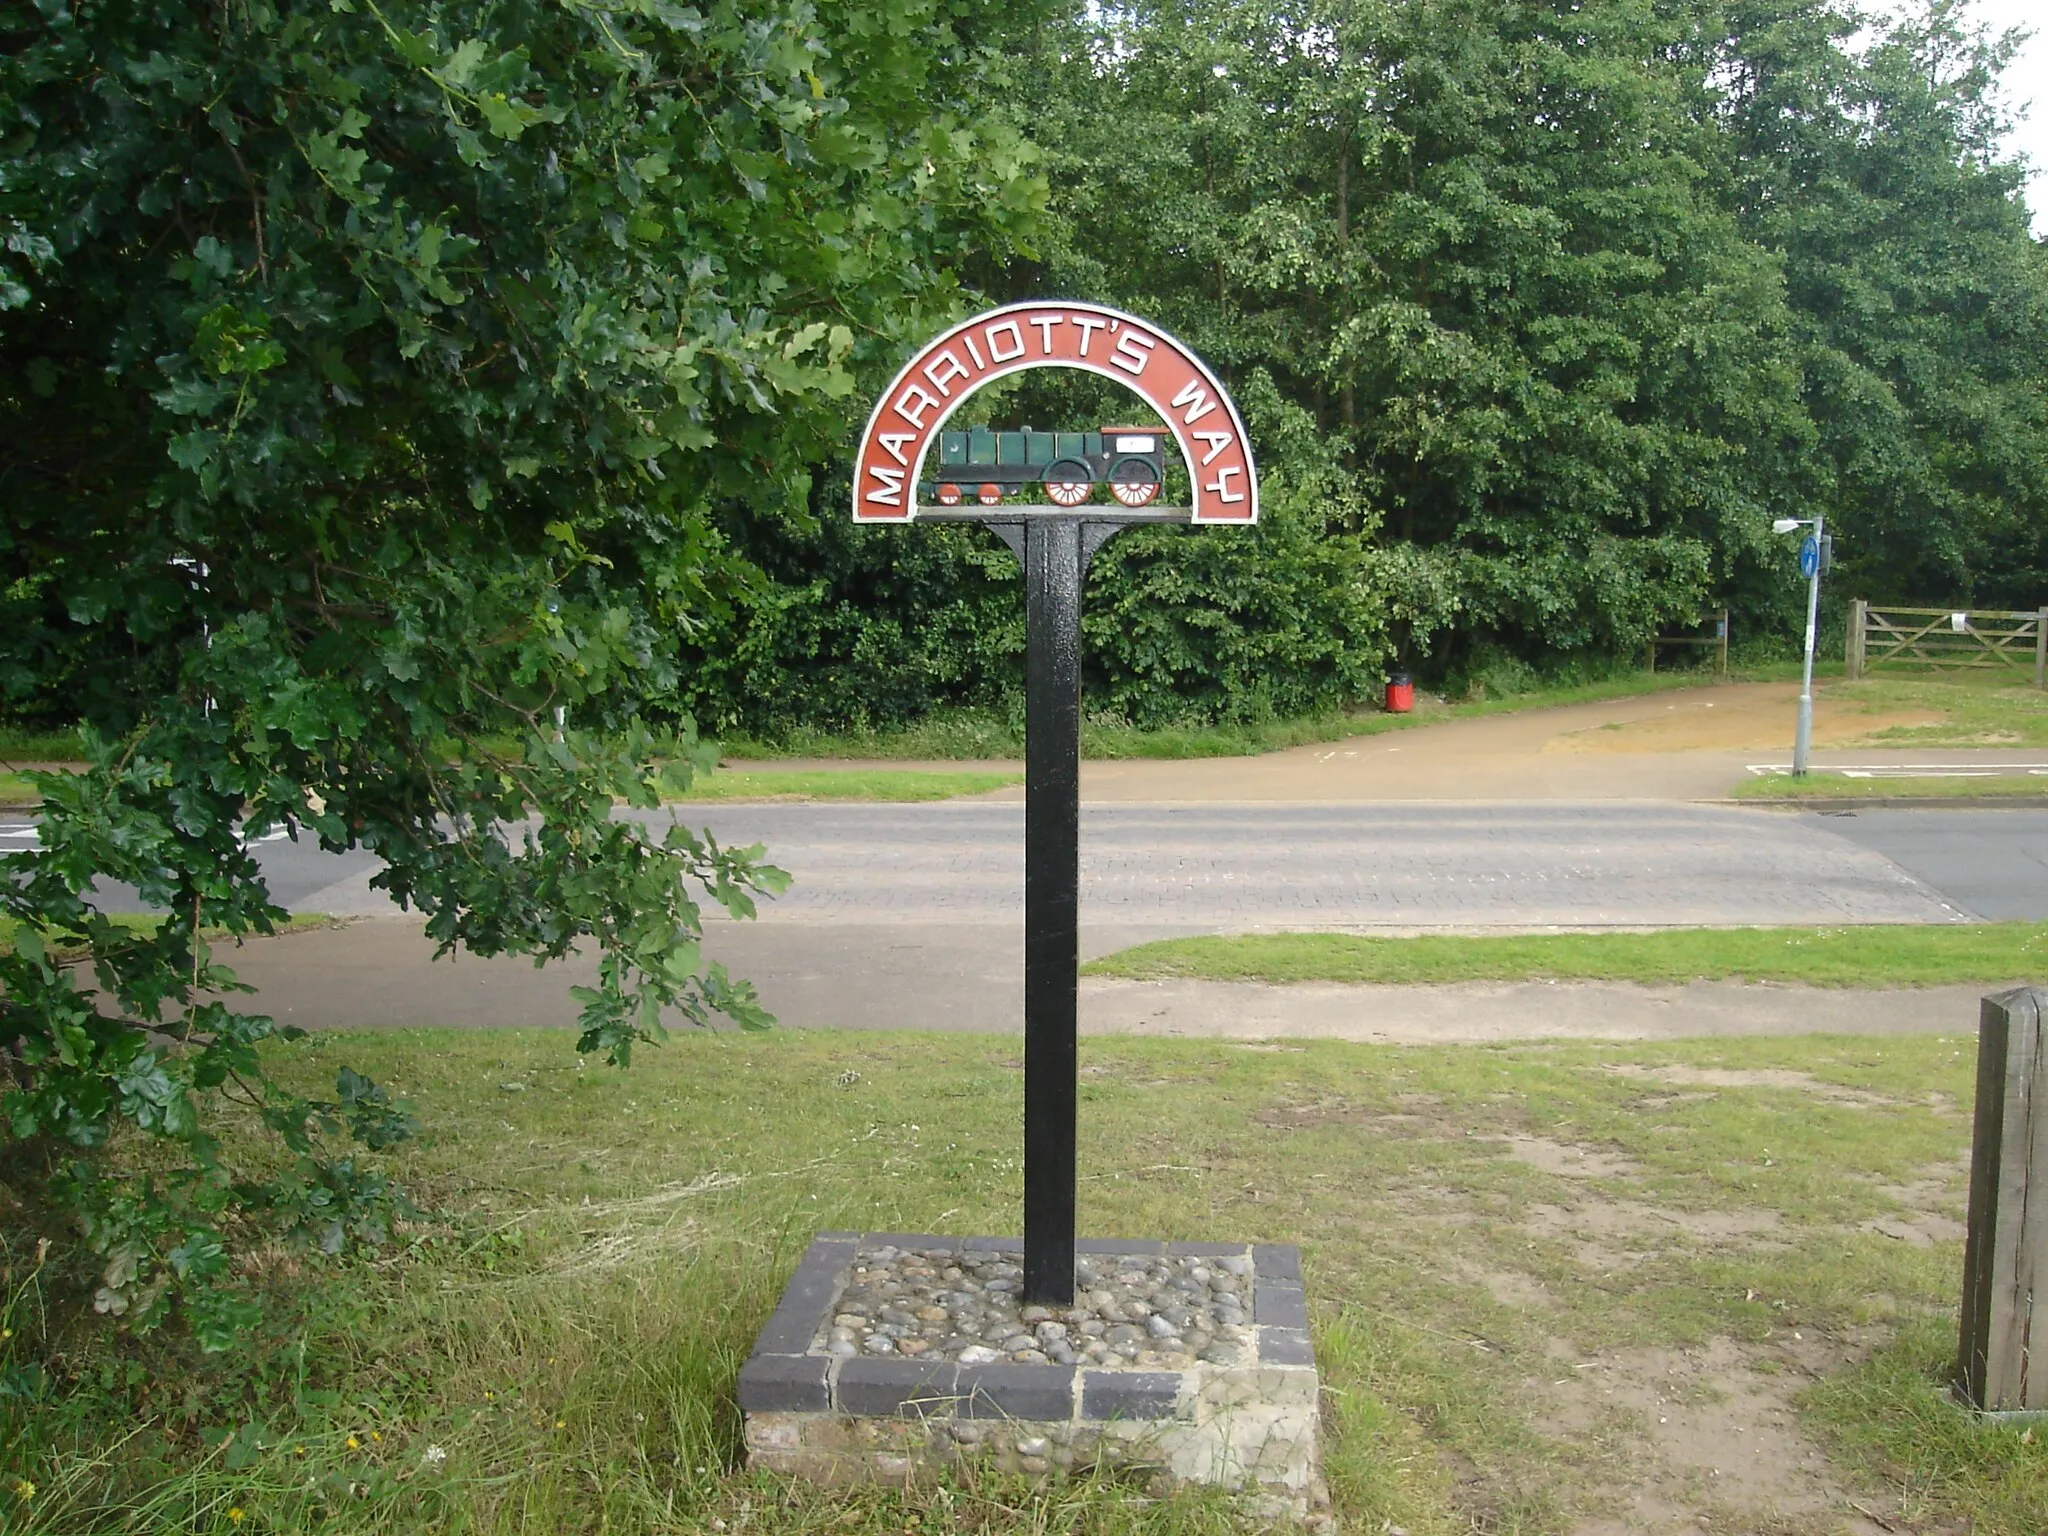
{"left": 4, "top": 1028, "right": 2041, "bottom": 1534}
{"left": 1737, "top": 771, "right": 2048, "bottom": 802}
{"left": 1082, "top": 924, "right": 2048, "bottom": 988}
{"left": 1823, "top": 669, "right": 2048, "bottom": 750}
{"left": 0, "top": 770, "right": 37, "bottom": 807}
{"left": 661, "top": 767, "right": 1021, "bottom": 802}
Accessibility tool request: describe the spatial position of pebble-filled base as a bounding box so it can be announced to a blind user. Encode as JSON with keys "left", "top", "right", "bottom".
{"left": 820, "top": 1245, "right": 1254, "bottom": 1368}
{"left": 741, "top": 1234, "right": 1327, "bottom": 1525}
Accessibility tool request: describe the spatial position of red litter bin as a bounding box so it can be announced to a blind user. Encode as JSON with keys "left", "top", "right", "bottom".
{"left": 1385, "top": 671, "right": 1414, "bottom": 713}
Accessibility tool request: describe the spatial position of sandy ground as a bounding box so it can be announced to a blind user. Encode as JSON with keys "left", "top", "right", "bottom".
{"left": 11, "top": 681, "right": 2038, "bottom": 808}
{"left": 735, "top": 681, "right": 2042, "bottom": 802}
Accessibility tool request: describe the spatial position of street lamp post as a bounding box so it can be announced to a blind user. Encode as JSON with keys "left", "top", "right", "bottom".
{"left": 1773, "top": 515, "right": 1827, "bottom": 777}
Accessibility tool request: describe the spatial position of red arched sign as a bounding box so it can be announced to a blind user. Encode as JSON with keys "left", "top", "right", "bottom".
{"left": 851, "top": 301, "right": 1258, "bottom": 525}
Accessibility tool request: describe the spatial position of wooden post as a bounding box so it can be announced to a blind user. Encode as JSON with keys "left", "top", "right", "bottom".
{"left": 1716, "top": 608, "right": 1729, "bottom": 678}
{"left": 1645, "top": 639, "right": 1656, "bottom": 675}
{"left": 2034, "top": 607, "right": 2045, "bottom": 692}
{"left": 1846, "top": 599, "right": 1866, "bottom": 681}
{"left": 1957, "top": 986, "right": 2048, "bottom": 1414}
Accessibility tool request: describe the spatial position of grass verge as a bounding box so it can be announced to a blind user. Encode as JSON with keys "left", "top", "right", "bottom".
{"left": 1082, "top": 923, "right": 2048, "bottom": 988}
{"left": 662, "top": 767, "right": 1020, "bottom": 802}
{"left": 1827, "top": 669, "right": 2048, "bottom": 750}
{"left": 2, "top": 1029, "right": 2038, "bottom": 1534}
{"left": 1736, "top": 772, "right": 2048, "bottom": 802}
{"left": 0, "top": 725, "right": 86, "bottom": 760}
{"left": 0, "top": 770, "right": 37, "bottom": 807}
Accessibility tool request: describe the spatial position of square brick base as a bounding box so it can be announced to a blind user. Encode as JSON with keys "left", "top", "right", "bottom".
{"left": 739, "top": 1235, "right": 1326, "bottom": 1522}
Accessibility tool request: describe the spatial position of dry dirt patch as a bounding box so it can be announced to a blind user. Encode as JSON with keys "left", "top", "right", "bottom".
{"left": 1861, "top": 1212, "right": 1967, "bottom": 1247}
{"left": 1557, "top": 1337, "right": 1896, "bottom": 1535}
{"left": 1542, "top": 685, "right": 1945, "bottom": 754}
{"left": 1484, "top": 1134, "right": 1641, "bottom": 1178}
{"left": 1254, "top": 1090, "right": 1452, "bottom": 1136}
{"left": 1520, "top": 1198, "right": 1788, "bottom": 1271}
{"left": 1604, "top": 1063, "right": 1903, "bottom": 1108}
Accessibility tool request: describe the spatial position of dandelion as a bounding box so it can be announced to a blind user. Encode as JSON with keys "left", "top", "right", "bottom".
{"left": 369, "top": 1431, "right": 381, "bottom": 1443}
{"left": 554, "top": 1419, "right": 565, "bottom": 1429}
{"left": 1, "top": 1328, "right": 12, "bottom": 1341}
{"left": 293, "top": 1447, "right": 305, "bottom": 1457}
{"left": 345, "top": 1436, "right": 360, "bottom": 1451}
{"left": 11, "top": 1479, "right": 34, "bottom": 1501}
{"left": 228, "top": 1509, "right": 247, "bottom": 1525}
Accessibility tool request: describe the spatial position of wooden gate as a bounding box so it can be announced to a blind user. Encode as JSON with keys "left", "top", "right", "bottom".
{"left": 1846, "top": 602, "right": 2048, "bottom": 688}
{"left": 1646, "top": 607, "right": 1729, "bottom": 677}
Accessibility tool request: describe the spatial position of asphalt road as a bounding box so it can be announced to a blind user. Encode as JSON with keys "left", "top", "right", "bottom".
{"left": 15, "top": 801, "right": 2003, "bottom": 926}
{"left": 6, "top": 803, "right": 2042, "bottom": 1035}
{"left": 1810, "top": 807, "right": 2048, "bottom": 922}
{"left": 10, "top": 801, "right": 2045, "bottom": 927}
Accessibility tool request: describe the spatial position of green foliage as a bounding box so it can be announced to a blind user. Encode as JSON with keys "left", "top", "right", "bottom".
{"left": 1005, "top": 0, "right": 1823, "bottom": 668}
{"left": 677, "top": 509, "right": 1028, "bottom": 738}
{"left": 4, "top": 0, "right": 2044, "bottom": 1354}
{"left": 1079, "top": 384, "right": 1444, "bottom": 724}
{"left": 647, "top": 0, "right": 2048, "bottom": 735}
{"left": 0, "top": 0, "right": 1040, "bottom": 1343}
{"left": 1723, "top": 1, "right": 2048, "bottom": 609}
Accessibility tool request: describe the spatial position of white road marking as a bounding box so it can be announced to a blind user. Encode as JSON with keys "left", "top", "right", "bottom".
{"left": 1745, "top": 763, "right": 2048, "bottom": 778}
{"left": 0, "top": 825, "right": 296, "bottom": 850}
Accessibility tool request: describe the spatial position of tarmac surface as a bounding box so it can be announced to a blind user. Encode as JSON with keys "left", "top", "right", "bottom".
{"left": 8, "top": 682, "right": 2043, "bottom": 1041}
{"left": 27, "top": 799, "right": 2027, "bottom": 1042}
{"left": 212, "top": 801, "right": 1981, "bottom": 929}
{"left": 206, "top": 918, "right": 2018, "bottom": 1042}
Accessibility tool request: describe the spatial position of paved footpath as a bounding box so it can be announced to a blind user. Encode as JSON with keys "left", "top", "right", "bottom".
{"left": 213, "top": 918, "right": 2013, "bottom": 1042}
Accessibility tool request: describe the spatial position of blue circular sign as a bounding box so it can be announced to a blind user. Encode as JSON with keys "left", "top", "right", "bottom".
{"left": 1798, "top": 535, "right": 1819, "bottom": 578}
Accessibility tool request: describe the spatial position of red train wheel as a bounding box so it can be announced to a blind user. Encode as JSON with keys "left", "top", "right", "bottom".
{"left": 977, "top": 483, "right": 1004, "bottom": 505}
{"left": 1111, "top": 480, "right": 1160, "bottom": 507}
{"left": 1045, "top": 480, "right": 1093, "bottom": 506}
{"left": 936, "top": 483, "right": 963, "bottom": 506}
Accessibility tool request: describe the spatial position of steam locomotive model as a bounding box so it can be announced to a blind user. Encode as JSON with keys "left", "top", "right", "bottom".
{"left": 922, "top": 425, "right": 1166, "bottom": 508}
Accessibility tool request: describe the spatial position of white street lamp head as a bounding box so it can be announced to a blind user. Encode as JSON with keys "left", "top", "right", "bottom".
{"left": 1771, "top": 518, "right": 1804, "bottom": 534}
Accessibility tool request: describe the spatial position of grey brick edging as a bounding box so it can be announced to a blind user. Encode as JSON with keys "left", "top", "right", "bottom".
{"left": 737, "top": 1235, "right": 1314, "bottom": 1422}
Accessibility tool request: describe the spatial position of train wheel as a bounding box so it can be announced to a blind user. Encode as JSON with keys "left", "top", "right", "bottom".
{"left": 977, "top": 483, "right": 1004, "bottom": 505}
{"left": 1111, "top": 480, "right": 1161, "bottom": 507}
{"left": 936, "top": 483, "right": 963, "bottom": 506}
{"left": 1045, "top": 480, "right": 1093, "bottom": 506}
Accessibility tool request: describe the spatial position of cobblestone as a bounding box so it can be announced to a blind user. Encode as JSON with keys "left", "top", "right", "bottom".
{"left": 819, "top": 1244, "right": 1255, "bottom": 1368}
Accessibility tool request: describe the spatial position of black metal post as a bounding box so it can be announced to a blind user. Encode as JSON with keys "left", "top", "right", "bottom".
{"left": 1021, "top": 517, "right": 1082, "bottom": 1305}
